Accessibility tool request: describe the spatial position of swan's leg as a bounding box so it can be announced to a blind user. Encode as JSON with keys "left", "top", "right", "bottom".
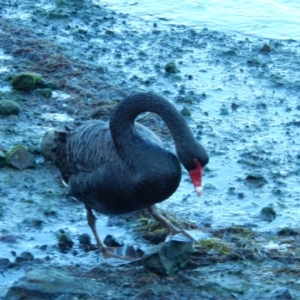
{"left": 86, "top": 206, "right": 139, "bottom": 261}
{"left": 86, "top": 206, "right": 105, "bottom": 249}
{"left": 148, "top": 205, "right": 195, "bottom": 242}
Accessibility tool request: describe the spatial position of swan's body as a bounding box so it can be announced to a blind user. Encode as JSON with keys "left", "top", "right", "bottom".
{"left": 53, "top": 92, "right": 209, "bottom": 259}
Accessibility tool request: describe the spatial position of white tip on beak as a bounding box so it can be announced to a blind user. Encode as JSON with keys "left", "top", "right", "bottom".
{"left": 195, "top": 186, "right": 203, "bottom": 196}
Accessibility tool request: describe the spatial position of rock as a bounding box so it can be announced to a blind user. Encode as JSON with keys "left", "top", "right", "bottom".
{"left": 180, "top": 106, "right": 191, "bottom": 116}
{"left": 0, "top": 258, "right": 11, "bottom": 271}
{"left": 78, "top": 233, "right": 91, "bottom": 245}
{"left": 47, "top": 11, "right": 70, "bottom": 20}
{"left": 220, "top": 106, "right": 230, "bottom": 115}
{"left": 104, "top": 234, "right": 124, "bottom": 247}
{"left": 11, "top": 73, "right": 43, "bottom": 91}
{"left": 260, "top": 206, "right": 277, "bottom": 222}
{"left": 33, "top": 88, "right": 52, "bottom": 98}
{"left": 245, "top": 173, "right": 268, "bottom": 186}
{"left": 261, "top": 43, "right": 271, "bottom": 53}
{"left": 15, "top": 251, "right": 34, "bottom": 263}
{"left": 277, "top": 227, "right": 299, "bottom": 236}
{"left": 5, "top": 145, "right": 36, "bottom": 170}
{"left": 142, "top": 238, "right": 193, "bottom": 276}
{"left": 269, "top": 287, "right": 293, "bottom": 299}
{"left": 0, "top": 100, "right": 20, "bottom": 116}
{"left": 57, "top": 232, "right": 74, "bottom": 253}
{"left": 21, "top": 218, "right": 43, "bottom": 228}
{"left": 4, "top": 266, "right": 102, "bottom": 300}
{"left": 164, "top": 62, "right": 178, "bottom": 74}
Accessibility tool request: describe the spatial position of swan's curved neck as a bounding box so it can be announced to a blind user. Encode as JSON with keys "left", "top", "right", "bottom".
{"left": 109, "top": 93, "right": 194, "bottom": 164}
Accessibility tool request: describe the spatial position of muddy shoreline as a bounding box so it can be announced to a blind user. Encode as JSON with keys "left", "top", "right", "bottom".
{"left": 1, "top": 1, "right": 300, "bottom": 299}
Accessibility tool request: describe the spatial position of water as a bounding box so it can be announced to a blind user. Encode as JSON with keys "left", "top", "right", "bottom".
{"left": 98, "top": 0, "right": 300, "bottom": 40}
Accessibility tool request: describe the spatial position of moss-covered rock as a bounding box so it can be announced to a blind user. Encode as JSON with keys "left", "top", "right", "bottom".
{"left": 164, "top": 62, "right": 178, "bottom": 74}
{"left": 0, "top": 100, "right": 20, "bottom": 116}
{"left": 11, "top": 73, "right": 43, "bottom": 92}
{"left": 57, "top": 232, "right": 74, "bottom": 253}
{"left": 34, "top": 88, "right": 52, "bottom": 98}
{"left": 260, "top": 206, "right": 276, "bottom": 222}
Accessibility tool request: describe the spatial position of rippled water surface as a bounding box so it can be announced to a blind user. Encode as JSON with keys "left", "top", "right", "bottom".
{"left": 98, "top": 0, "right": 300, "bottom": 39}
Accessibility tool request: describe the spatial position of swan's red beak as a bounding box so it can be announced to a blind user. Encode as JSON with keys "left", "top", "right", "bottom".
{"left": 189, "top": 159, "right": 203, "bottom": 196}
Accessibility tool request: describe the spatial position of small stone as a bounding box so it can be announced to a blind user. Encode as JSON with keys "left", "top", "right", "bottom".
{"left": 16, "top": 251, "right": 34, "bottom": 263}
{"left": 78, "top": 233, "right": 91, "bottom": 245}
{"left": 164, "top": 62, "right": 178, "bottom": 74}
{"left": 261, "top": 43, "right": 271, "bottom": 53}
{"left": 231, "top": 103, "right": 239, "bottom": 111}
{"left": 22, "top": 218, "right": 43, "bottom": 228}
{"left": 180, "top": 106, "right": 191, "bottom": 116}
{"left": 245, "top": 173, "right": 268, "bottom": 186}
{"left": 104, "top": 234, "right": 124, "bottom": 247}
{"left": 58, "top": 232, "right": 74, "bottom": 253}
{"left": 5, "top": 145, "right": 36, "bottom": 170}
{"left": 0, "top": 100, "right": 20, "bottom": 116}
{"left": 220, "top": 106, "right": 229, "bottom": 115}
{"left": 238, "top": 192, "right": 245, "bottom": 199}
{"left": 260, "top": 206, "right": 276, "bottom": 222}
{"left": 0, "top": 258, "right": 11, "bottom": 271}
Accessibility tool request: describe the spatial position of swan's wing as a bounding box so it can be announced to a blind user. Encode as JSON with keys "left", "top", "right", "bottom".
{"left": 54, "top": 120, "right": 119, "bottom": 183}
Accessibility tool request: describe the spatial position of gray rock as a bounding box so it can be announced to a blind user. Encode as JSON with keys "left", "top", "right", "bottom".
{"left": 0, "top": 258, "right": 11, "bottom": 271}
{"left": 15, "top": 251, "right": 34, "bottom": 263}
{"left": 5, "top": 145, "right": 36, "bottom": 170}
{"left": 142, "top": 238, "right": 193, "bottom": 276}
{"left": 180, "top": 106, "right": 191, "bottom": 116}
{"left": 269, "top": 288, "right": 293, "bottom": 300}
{"left": 4, "top": 266, "right": 102, "bottom": 300}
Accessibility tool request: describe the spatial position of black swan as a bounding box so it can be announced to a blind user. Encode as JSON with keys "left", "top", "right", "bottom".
{"left": 53, "top": 92, "right": 209, "bottom": 259}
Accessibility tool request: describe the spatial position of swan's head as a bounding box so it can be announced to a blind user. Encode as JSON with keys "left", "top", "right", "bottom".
{"left": 177, "top": 141, "right": 209, "bottom": 196}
